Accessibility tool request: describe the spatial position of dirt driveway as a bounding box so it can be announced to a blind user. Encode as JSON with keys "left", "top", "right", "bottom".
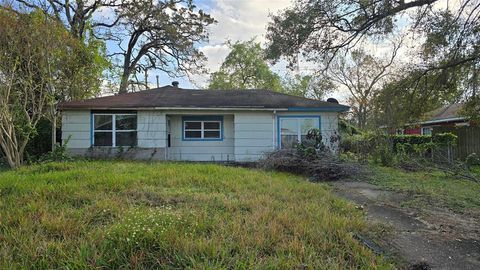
{"left": 332, "top": 181, "right": 480, "bottom": 269}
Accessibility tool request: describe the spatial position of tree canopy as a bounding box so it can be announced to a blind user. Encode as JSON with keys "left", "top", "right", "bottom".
{"left": 15, "top": 0, "right": 215, "bottom": 94}
{"left": 266, "top": 0, "right": 480, "bottom": 124}
{"left": 208, "top": 40, "right": 333, "bottom": 100}
{"left": 0, "top": 6, "right": 108, "bottom": 167}
{"left": 208, "top": 40, "right": 283, "bottom": 91}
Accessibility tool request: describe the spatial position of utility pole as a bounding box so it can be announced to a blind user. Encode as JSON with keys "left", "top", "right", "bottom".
{"left": 144, "top": 69, "right": 149, "bottom": 89}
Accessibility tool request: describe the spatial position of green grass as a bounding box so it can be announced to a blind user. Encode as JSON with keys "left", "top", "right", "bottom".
{"left": 0, "top": 161, "right": 391, "bottom": 269}
{"left": 370, "top": 165, "right": 480, "bottom": 211}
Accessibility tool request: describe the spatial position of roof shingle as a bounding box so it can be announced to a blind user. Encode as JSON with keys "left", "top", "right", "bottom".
{"left": 59, "top": 86, "right": 349, "bottom": 111}
{"left": 425, "top": 103, "right": 465, "bottom": 121}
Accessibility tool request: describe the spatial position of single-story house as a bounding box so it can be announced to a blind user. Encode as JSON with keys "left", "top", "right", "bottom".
{"left": 59, "top": 84, "right": 349, "bottom": 162}
{"left": 396, "top": 103, "right": 470, "bottom": 135}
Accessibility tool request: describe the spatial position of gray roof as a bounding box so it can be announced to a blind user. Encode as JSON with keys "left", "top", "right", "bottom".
{"left": 425, "top": 103, "right": 465, "bottom": 122}
{"left": 59, "top": 86, "right": 349, "bottom": 111}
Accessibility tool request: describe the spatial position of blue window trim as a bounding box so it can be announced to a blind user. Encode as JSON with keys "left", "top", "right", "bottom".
{"left": 276, "top": 115, "right": 321, "bottom": 149}
{"left": 182, "top": 115, "right": 224, "bottom": 141}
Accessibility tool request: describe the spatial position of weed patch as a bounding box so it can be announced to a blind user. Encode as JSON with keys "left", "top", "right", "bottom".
{"left": 0, "top": 161, "right": 392, "bottom": 269}
{"left": 370, "top": 165, "right": 480, "bottom": 212}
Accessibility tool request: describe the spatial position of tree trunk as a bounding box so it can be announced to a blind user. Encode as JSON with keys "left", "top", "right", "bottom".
{"left": 0, "top": 143, "right": 22, "bottom": 169}
{"left": 119, "top": 69, "right": 131, "bottom": 94}
{"left": 357, "top": 105, "right": 366, "bottom": 130}
{"left": 50, "top": 104, "right": 57, "bottom": 151}
{"left": 51, "top": 116, "right": 57, "bottom": 151}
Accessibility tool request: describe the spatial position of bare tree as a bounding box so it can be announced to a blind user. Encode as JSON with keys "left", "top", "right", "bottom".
{"left": 266, "top": 0, "right": 480, "bottom": 121}
{"left": 326, "top": 42, "right": 401, "bottom": 129}
{"left": 14, "top": 0, "right": 124, "bottom": 39}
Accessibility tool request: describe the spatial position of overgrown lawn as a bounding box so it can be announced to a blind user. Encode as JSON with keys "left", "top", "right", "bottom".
{"left": 370, "top": 165, "right": 480, "bottom": 211}
{"left": 0, "top": 161, "right": 390, "bottom": 269}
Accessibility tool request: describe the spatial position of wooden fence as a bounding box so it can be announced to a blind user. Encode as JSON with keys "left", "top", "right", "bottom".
{"left": 433, "top": 126, "right": 480, "bottom": 160}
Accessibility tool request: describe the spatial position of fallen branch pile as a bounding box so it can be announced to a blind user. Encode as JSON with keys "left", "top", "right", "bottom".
{"left": 259, "top": 149, "right": 366, "bottom": 182}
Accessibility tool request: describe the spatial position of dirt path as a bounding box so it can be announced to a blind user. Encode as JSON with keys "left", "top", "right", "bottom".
{"left": 332, "top": 181, "right": 480, "bottom": 270}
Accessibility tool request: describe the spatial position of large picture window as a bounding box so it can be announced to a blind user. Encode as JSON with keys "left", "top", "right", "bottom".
{"left": 278, "top": 116, "right": 320, "bottom": 149}
{"left": 183, "top": 116, "right": 223, "bottom": 141}
{"left": 93, "top": 113, "right": 137, "bottom": 147}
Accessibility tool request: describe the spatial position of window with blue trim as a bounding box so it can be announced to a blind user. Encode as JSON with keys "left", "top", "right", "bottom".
{"left": 183, "top": 116, "right": 222, "bottom": 140}
{"left": 93, "top": 113, "right": 137, "bottom": 147}
{"left": 279, "top": 117, "right": 319, "bottom": 149}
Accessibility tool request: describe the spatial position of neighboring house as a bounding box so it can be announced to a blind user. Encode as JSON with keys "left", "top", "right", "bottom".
{"left": 395, "top": 103, "right": 470, "bottom": 135}
{"left": 59, "top": 84, "right": 349, "bottom": 162}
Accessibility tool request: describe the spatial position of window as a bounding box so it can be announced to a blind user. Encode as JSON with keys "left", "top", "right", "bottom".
{"left": 421, "top": 127, "right": 432, "bottom": 135}
{"left": 278, "top": 116, "right": 320, "bottom": 149}
{"left": 183, "top": 116, "right": 222, "bottom": 140}
{"left": 93, "top": 113, "right": 137, "bottom": 147}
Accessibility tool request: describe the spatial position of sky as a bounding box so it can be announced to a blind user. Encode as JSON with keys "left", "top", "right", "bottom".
{"left": 98, "top": 0, "right": 456, "bottom": 100}
{"left": 104, "top": 0, "right": 295, "bottom": 90}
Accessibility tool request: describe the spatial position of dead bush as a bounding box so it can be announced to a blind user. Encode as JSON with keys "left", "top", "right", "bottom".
{"left": 259, "top": 149, "right": 366, "bottom": 182}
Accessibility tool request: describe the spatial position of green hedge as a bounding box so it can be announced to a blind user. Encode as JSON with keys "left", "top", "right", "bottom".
{"left": 340, "top": 132, "right": 457, "bottom": 155}
{"left": 392, "top": 135, "right": 431, "bottom": 146}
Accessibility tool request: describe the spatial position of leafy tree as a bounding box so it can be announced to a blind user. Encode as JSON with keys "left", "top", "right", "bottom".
{"left": 45, "top": 26, "right": 108, "bottom": 151}
{"left": 0, "top": 9, "right": 56, "bottom": 167}
{"left": 16, "top": 0, "right": 215, "bottom": 94}
{"left": 209, "top": 40, "right": 334, "bottom": 100}
{"left": 372, "top": 67, "right": 463, "bottom": 128}
{"left": 208, "top": 40, "right": 283, "bottom": 91}
{"left": 0, "top": 8, "right": 106, "bottom": 167}
{"left": 281, "top": 75, "right": 310, "bottom": 97}
{"left": 282, "top": 75, "right": 335, "bottom": 100}
{"left": 265, "top": 0, "right": 480, "bottom": 120}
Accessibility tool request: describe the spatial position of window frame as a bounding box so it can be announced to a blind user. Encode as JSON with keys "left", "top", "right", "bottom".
{"left": 277, "top": 115, "right": 321, "bottom": 149}
{"left": 421, "top": 127, "right": 433, "bottom": 136}
{"left": 182, "top": 116, "right": 223, "bottom": 141}
{"left": 92, "top": 113, "right": 137, "bottom": 147}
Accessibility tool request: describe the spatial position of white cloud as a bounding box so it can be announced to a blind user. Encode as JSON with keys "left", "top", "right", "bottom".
{"left": 188, "top": 0, "right": 293, "bottom": 87}
{"left": 206, "top": 0, "right": 292, "bottom": 44}
{"left": 188, "top": 44, "right": 230, "bottom": 87}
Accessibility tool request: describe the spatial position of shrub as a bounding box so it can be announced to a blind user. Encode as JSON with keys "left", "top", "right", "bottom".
{"left": 296, "top": 128, "right": 325, "bottom": 158}
{"left": 432, "top": 132, "right": 457, "bottom": 146}
{"left": 24, "top": 118, "right": 58, "bottom": 162}
{"left": 340, "top": 132, "right": 459, "bottom": 166}
{"left": 339, "top": 134, "right": 371, "bottom": 161}
{"left": 338, "top": 119, "right": 362, "bottom": 136}
{"left": 392, "top": 135, "right": 431, "bottom": 146}
{"left": 340, "top": 131, "right": 394, "bottom": 164}
{"left": 38, "top": 137, "right": 75, "bottom": 163}
{"left": 372, "top": 144, "right": 394, "bottom": 166}
{"left": 466, "top": 153, "right": 480, "bottom": 167}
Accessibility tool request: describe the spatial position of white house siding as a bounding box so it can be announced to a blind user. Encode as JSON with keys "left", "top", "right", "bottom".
{"left": 276, "top": 111, "right": 340, "bottom": 152}
{"left": 61, "top": 109, "right": 340, "bottom": 161}
{"left": 167, "top": 114, "right": 234, "bottom": 161}
{"left": 137, "top": 111, "right": 167, "bottom": 148}
{"left": 62, "top": 110, "right": 167, "bottom": 159}
{"left": 62, "top": 110, "right": 91, "bottom": 149}
{"left": 234, "top": 112, "right": 275, "bottom": 161}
